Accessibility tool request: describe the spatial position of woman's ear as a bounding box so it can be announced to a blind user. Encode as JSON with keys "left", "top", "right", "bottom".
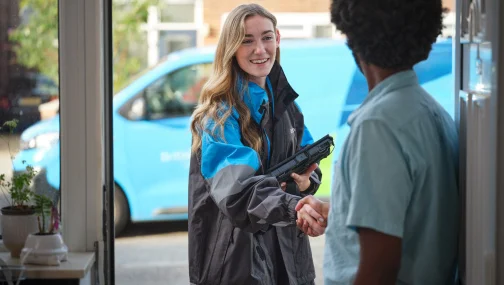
{"left": 276, "top": 28, "right": 281, "bottom": 47}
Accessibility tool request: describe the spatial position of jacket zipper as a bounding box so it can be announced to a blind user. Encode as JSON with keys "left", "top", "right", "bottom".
{"left": 263, "top": 129, "right": 271, "bottom": 169}
{"left": 258, "top": 99, "right": 272, "bottom": 171}
{"left": 229, "top": 227, "right": 235, "bottom": 244}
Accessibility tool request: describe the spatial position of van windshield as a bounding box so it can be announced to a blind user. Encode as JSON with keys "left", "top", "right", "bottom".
{"left": 115, "top": 57, "right": 170, "bottom": 95}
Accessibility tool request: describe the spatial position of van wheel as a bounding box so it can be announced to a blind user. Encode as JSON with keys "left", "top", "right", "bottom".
{"left": 114, "top": 184, "right": 130, "bottom": 236}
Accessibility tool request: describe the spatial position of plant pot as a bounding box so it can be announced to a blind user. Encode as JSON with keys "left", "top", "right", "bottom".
{"left": 1, "top": 207, "right": 38, "bottom": 258}
{"left": 21, "top": 233, "right": 68, "bottom": 266}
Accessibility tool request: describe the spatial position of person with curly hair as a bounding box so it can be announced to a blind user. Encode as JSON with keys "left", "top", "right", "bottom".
{"left": 294, "top": 0, "right": 459, "bottom": 284}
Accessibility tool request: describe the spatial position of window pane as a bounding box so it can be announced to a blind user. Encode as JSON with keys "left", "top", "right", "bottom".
{"left": 314, "top": 25, "right": 333, "bottom": 38}
{"left": 160, "top": 4, "right": 195, "bottom": 23}
{"left": 0, "top": 0, "right": 60, "bottom": 247}
{"left": 159, "top": 30, "right": 197, "bottom": 56}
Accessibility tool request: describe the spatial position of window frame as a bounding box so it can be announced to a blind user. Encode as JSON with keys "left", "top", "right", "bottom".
{"left": 59, "top": 0, "right": 104, "bottom": 260}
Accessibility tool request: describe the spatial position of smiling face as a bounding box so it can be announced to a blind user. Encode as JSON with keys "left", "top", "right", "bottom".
{"left": 235, "top": 15, "right": 280, "bottom": 89}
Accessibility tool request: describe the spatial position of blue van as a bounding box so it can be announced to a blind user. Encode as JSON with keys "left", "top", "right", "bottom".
{"left": 13, "top": 38, "right": 453, "bottom": 235}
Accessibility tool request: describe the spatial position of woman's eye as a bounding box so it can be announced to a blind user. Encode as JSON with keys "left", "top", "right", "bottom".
{"left": 263, "top": 36, "right": 273, "bottom": 41}
{"left": 242, "top": 39, "right": 253, "bottom": 44}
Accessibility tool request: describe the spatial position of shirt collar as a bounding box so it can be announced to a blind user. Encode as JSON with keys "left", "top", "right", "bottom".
{"left": 348, "top": 70, "right": 418, "bottom": 125}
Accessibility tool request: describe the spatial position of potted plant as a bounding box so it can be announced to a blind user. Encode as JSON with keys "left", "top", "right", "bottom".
{"left": 0, "top": 119, "right": 39, "bottom": 258}
{"left": 21, "top": 194, "right": 67, "bottom": 266}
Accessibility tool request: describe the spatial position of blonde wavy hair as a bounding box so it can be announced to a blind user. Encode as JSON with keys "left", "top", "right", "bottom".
{"left": 190, "top": 3, "right": 280, "bottom": 155}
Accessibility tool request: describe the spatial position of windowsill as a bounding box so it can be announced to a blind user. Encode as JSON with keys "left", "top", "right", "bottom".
{"left": 0, "top": 241, "right": 95, "bottom": 280}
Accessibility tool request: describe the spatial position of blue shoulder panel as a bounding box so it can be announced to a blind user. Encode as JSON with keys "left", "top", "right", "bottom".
{"left": 301, "top": 126, "right": 315, "bottom": 147}
{"left": 201, "top": 108, "right": 260, "bottom": 179}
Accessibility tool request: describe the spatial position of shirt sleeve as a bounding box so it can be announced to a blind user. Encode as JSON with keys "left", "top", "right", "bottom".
{"left": 345, "top": 119, "right": 413, "bottom": 238}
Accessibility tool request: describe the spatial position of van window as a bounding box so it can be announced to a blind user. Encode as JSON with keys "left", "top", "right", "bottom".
{"left": 144, "top": 62, "right": 212, "bottom": 119}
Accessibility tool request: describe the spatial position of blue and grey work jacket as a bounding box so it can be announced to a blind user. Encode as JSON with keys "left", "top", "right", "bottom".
{"left": 188, "top": 63, "right": 322, "bottom": 285}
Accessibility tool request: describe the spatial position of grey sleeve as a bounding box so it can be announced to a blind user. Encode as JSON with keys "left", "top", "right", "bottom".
{"left": 208, "top": 164, "right": 300, "bottom": 233}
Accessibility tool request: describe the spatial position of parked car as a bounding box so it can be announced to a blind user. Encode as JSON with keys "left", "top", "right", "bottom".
{"left": 0, "top": 71, "right": 58, "bottom": 132}
{"left": 12, "top": 38, "right": 453, "bottom": 235}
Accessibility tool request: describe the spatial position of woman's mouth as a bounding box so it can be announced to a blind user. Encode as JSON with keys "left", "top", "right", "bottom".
{"left": 250, "top": 58, "right": 269, "bottom": 64}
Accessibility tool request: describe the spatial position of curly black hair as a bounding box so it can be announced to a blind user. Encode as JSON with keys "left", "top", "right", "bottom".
{"left": 330, "top": 0, "right": 444, "bottom": 69}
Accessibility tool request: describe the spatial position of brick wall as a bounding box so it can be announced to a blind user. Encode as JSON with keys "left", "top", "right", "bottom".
{"left": 203, "top": 0, "right": 455, "bottom": 45}
{"left": 444, "top": 0, "right": 455, "bottom": 12}
{"left": 203, "top": 0, "right": 331, "bottom": 44}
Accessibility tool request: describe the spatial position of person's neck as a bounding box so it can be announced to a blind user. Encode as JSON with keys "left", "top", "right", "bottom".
{"left": 362, "top": 64, "right": 411, "bottom": 92}
{"left": 249, "top": 77, "right": 266, "bottom": 90}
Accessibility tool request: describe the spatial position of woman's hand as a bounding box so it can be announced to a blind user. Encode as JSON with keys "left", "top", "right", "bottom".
{"left": 295, "top": 195, "right": 329, "bottom": 237}
{"left": 280, "top": 163, "right": 318, "bottom": 192}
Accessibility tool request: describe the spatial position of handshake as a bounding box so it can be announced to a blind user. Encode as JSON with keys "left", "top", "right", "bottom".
{"left": 294, "top": 195, "right": 329, "bottom": 237}
{"left": 277, "top": 163, "right": 329, "bottom": 237}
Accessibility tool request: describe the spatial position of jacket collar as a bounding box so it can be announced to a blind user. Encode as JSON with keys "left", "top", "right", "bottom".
{"left": 237, "top": 61, "right": 299, "bottom": 126}
{"left": 237, "top": 62, "right": 299, "bottom": 126}
{"left": 268, "top": 61, "right": 299, "bottom": 120}
{"left": 239, "top": 78, "right": 272, "bottom": 126}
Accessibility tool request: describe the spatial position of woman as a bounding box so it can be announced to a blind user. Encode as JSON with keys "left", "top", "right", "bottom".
{"left": 188, "top": 4, "right": 322, "bottom": 285}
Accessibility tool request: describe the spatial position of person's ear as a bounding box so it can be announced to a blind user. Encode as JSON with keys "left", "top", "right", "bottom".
{"left": 276, "top": 29, "right": 281, "bottom": 47}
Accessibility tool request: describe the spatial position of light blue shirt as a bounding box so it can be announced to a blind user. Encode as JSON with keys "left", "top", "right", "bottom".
{"left": 323, "top": 70, "right": 459, "bottom": 285}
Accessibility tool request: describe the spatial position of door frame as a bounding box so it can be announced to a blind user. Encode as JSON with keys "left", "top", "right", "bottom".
{"left": 59, "top": 0, "right": 110, "bottom": 283}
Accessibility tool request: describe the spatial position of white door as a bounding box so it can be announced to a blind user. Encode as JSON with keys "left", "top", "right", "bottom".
{"left": 455, "top": 0, "right": 503, "bottom": 284}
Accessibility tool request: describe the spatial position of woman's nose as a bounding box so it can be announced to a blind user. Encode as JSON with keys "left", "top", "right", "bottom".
{"left": 254, "top": 42, "right": 266, "bottom": 54}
